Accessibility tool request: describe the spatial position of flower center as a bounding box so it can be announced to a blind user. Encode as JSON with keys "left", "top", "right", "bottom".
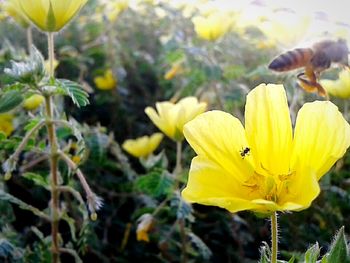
{"left": 243, "top": 167, "right": 295, "bottom": 203}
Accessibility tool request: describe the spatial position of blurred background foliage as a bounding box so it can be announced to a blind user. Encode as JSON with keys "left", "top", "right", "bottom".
{"left": 0, "top": 0, "right": 350, "bottom": 262}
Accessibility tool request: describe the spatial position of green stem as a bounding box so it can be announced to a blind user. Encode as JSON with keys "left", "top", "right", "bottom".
{"left": 271, "top": 212, "right": 278, "bottom": 263}
{"left": 46, "top": 32, "right": 60, "bottom": 263}
{"left": 26, "top": 27, "right": 33, "bottom": 56}
{"left": 48, "top": 32, "right": 55, "bottom": 78}
{"left": 174, "top": 140, "right": 182, "bottom": 175}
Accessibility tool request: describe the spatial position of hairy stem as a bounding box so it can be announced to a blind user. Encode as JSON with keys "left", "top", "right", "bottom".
{"left": 271, "top": 212, "right": 278, "bottom": 263}
{"left": 26, "top": 27, "right": 33, "bottom": 56}
{"left": 46, "top": 32, "right": 60, "bottom": 263}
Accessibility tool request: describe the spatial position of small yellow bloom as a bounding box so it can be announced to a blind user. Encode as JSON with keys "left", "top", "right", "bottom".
{"left": 122, "top": 133, "right": 163, "bottom": 158}
{"left": 4, "top": 0, "right": 29, "bottom": 28}
{"left": 94, "top": 70, "right": 117, "bottom": 91}
{"left": 145, "top": 97, "right": 207, "bottom": 141}
{"left": 0, "top": 114, "right": 15, "bottom": 137}
{"left": 106, "top": 0, "right": 129, "bottom": 22}
{"left": 18, "top": 0, "right": 87, "bottom": 32}
{"left": 164, "top": 61, "right": 184, "bottom": 80}
{"left": 136, "top": 213, "right": 154, "bottom": 242}
{"left": 23, "top": 94, "right": 45, "bottom": 110}
{"left": 321, "top": 69, "right": 350, "bottom": 99}
{"left": 44, "top": 59, "right": 59, "bottom": 73}
{"left": 192, "top": 12, "right": 232, "bottom": 41}
{"left": 182, "top": 84, "right": 350, "bottom": 214}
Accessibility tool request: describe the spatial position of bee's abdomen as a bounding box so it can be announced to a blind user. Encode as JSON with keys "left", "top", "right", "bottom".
{"left": 268, "top": 48, "right": 314, "bottom": 71}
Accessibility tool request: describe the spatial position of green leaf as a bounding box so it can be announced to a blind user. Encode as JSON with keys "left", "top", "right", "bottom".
{"left": 22, "top": 172, "right": 49, "bottom": 189}
{"left": 56, "top": 79, "right": 89, "bottom": 108}
{"left": 188, "top": 232, "right": 212, "bottom": 260}
{"left": 326, "top": 227, "right": 349, "bottom": 263}
{"left": 0, "top": 189, "right": 49, "bottom": 220}
{"left": 0, "top": 90, "right": 23, "bottom": 113}
{"left": 24, "top": 118, "right": 42, "bottom": 131}
{"left": 259, "top": 242, "right": 271, "bottom": 263}
{"left": 135, "top": 169, "right": 173, "bottom": 198}
{"left": 304, "top": 243, "right": 320, "bottom": 263}
{"left": 170, "top": 193, "right": 194, "bottom": 222}
{"left": 4, "top": 46, "right": 45, "bottom": 84}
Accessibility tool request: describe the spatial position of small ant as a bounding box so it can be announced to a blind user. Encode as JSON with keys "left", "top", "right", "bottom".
{"left": 240, "top": 147, "right": 250, "bottom": 159}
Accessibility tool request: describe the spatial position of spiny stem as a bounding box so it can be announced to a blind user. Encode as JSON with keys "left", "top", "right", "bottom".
{"left": 271, "top": 212, "right": 278, "bottom": 263}
{"left": 46, "top": 32, "right": 60, "bottom": 263}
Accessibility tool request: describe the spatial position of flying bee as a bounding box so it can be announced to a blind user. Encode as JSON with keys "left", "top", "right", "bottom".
{"left": 268, "top": 39, "right": 349, "bottom": 97}
{"left": 240, "top": 147, "right": 250, "bottom": 159}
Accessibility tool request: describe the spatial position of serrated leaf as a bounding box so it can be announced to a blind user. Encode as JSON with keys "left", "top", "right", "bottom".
{"left": 304, "top": 242, "right": 320, "bottom": 263}
{"left": 22, "top": 172, "right": 49, "bottom": 189}
{"left": 136, "top": 169, "right": 173, "bottom": 198}
{"left": 259, "top": 242, "right": 271, "bottom": 263}
{"left": 188, "top": 232, "right": 212, "bottom": 260}
{"left": 57, "top": 79, "right": 89, "bottom": 107}
{"left": 0, "top": 189, "right": 49, "bottom": 220}
{"left": 170, "top": 194, "right": 194, "bottom": 222}
{"left": 0, "top": 90, "right": 23, "bottom": 113}
{"left": 24, "top": 118, "right": 42, "bottom": 131}
{"left": 4, "top": 46, "right": 45, "bottom": 84}
{"left": 326, "top": 227, "right": 349, "bottom": 263}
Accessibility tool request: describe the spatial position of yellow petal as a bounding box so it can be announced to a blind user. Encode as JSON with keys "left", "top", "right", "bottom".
{"left": 245, "top": 84, "right": 293, "bottom": 176}
{"left": 23, "top": 94, "right": 45, "bottom": 110}
{"left": 182, "top": 156, "right": 260, "bottom": 213}
{"left": 19, "top": 0, "right": 87, "bottom": 32}
{"left": 292, "top": 101, "right": 350, "bottom": 180}
{"left": 145, "top": 104, "right": 176, "bottom": 139}
{"left": 122, "top": 133, "right": 163, "bottom": 158}
{"left": 184, "top": 110, "right": 254, "bottom": 181}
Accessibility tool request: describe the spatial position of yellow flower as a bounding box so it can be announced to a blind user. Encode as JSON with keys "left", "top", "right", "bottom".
{"left": 44, "top": 59, "right": 59, "bottom": 73}
{"left": 94, "top": 69, "right": 117, "bottom": 91}
{"left": 122, "top": 133, "right": 163, "bottom": 158}
{"left": 145, "top": 97, "right": 207, "bottom": 141}
{"left": 192, "top": 12, "right": 232, "bottom": 41}
{"left": 18, "top": 0, "right": 87, "bottom": 32}
{"left": 4, "top": 0, "right": 29, "bottom": 28}
{"left": 106, "top": 0, "right": 129, "bottom": 22}
{"left": 23, "top": 94, "right": 45, "bottom": 110}
{"left": 0, "top": 114, "right": 15, "bottom": 137}
{"left": 182, "top": 84, "right": 350, "bottom": 214}
{"left": 136, "top": 213, "right": 154, "bottom": 242}
{"left": 321, "top": 69, "right": 350, "bottom": 99}
{"left": 164, "top": 61, "right": 184, "bottom": 80}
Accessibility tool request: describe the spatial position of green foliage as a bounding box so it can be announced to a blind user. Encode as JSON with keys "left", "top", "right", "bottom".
{"left": 4, "top": 46, "right": 45, "bottom": 84}
{"left": 56, "top": 79, "right": 90, "bottom": 108}
{"left": 0, "top": 90, "right": 23, "bottom": 113}
{"left": 135, "top": 168, "right": 173, "bottom": 198}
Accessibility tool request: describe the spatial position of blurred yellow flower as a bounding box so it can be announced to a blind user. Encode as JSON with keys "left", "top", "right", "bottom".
{"left": 182, "top": 84, "right": 350, "bottom": 214}
{"left": 94, "top": 69, "right": 117, "bottom": 91}
{"left": 122, "top": 133, "right": 163, "bottom": 158}
{"left": 23, "top": 94, "right": 45, "bottom": 110}
{"left": 145, "top": 97, "right": 207, "bottom": 141}
{"left": 136, "top": 213, "right": 154, "bottom": 242}
{"left": 321, "top": 69, "right": 350, "bottom": 99}
{"left": 18, "top": 0, "right": 87, "bottom": 32}
{"left": 164, "top": 61, "right": 184, "bottom": 80}
{"left": 192, "top": 12, "right": 232, "bottom": 41}
{"left": 4, "top": 0, "right": 29, "bottom": 28}
{"left": 0, "top": 114, "right": 15, "bottom": 137}
{"left": 44, "top": 59, "right": 59, "bottom": 73}
{"left": 105, "top": 0, "right": 129, "bottom": 22}
{"left": 259, "top": 12, "right": 310, "bottom": 47}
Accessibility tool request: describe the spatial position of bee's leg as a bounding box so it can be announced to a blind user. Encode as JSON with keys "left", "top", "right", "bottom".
{"left": 297, "top": 69, "right": 328, "bottom": 98}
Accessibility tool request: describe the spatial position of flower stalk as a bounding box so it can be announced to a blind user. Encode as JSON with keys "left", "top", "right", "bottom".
{"left": 271, "top": 212, "right": 278, "bottom": 263}
{"left": 175, "top": 141, "right": 183, "bottom": 175}
{"left": 46, "top": 32, "right": 60, "bottom": 263}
